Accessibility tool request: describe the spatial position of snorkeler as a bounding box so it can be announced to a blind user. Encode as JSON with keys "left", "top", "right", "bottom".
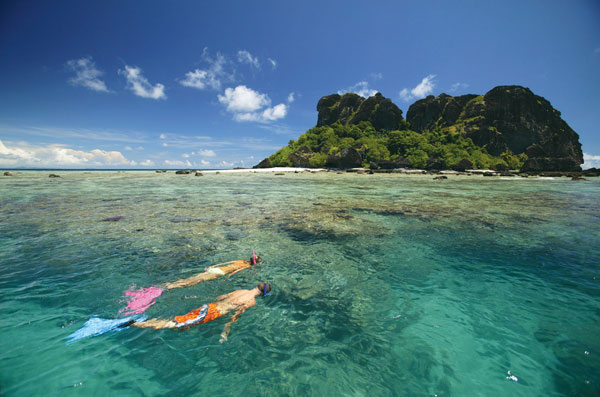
{"left": 121, "top": 250, "right": 263, "bottom": 315}
{"left": 67, "top": 282, "right": 272, "bottom": 344}
{"left": 133, "top": 281, "right": 271, "bottom": 343}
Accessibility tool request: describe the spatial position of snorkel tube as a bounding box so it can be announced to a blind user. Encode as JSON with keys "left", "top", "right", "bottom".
{"left": 262, "top": 281, "right": 272, "bottom": 297}
{"left": 252, "top": 249, "right": 256, "bottom": 266}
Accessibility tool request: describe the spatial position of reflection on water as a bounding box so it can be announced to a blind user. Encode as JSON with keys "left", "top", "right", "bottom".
{"left": 0, "top": 171, "right": 599, "bottom": 395}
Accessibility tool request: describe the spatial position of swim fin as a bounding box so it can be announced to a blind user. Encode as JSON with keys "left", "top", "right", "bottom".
{"left": 66, "top": 314, "right": 146, "bottom": 344}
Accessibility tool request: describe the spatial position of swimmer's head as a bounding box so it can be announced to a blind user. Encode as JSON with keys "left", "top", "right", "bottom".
{"left": 257, "top": 281, "right": 271, "bottom": 296}
{"left": 251, "top": 250, "right": 262, "bottom": 265}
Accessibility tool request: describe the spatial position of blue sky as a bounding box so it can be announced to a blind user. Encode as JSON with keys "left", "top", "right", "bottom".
{"left": 1, "top": 0, "right": 599, "bottom": 169}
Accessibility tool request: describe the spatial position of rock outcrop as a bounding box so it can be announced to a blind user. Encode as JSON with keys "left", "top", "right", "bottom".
{"left": 317, "top": 92, "right": 405, "bottom": 131}
{"left": 253, "top": 157, "right": 272, "bottom": 168}
{"left": 406, "top": 86, "right": 583, "bottom": 171}
{"left": 257, "top": 86, "right": 584, "bottom": 171}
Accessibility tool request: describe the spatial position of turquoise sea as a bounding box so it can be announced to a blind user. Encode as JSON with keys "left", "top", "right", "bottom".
{"left": 0, "top": 171, "right": 598, "bottom": 396}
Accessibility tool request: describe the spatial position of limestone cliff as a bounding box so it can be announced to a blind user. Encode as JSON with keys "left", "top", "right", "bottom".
{"left": 406, "top": 86, "right": 583, "bottom": 171}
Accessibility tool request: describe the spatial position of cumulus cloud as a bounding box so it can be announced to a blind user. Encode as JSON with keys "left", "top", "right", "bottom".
{"left": 200, "top": 159, "right": 211, "bottom": 166}
{"left": 66, "top": 56, "right": 110, "bottom": 93}
{"left": 338, "top": 81, "right": 378, "bottom": 98}
{"left": 267, "top": 58, "right": 277, "bottom": 70}
{"left": 400, "top": 74, "right": 436, "bottom": 102}
{"left": 218, "top": 85, "right": 269, "bottom": 112}
{"left": 217, "top": 85, "right": 288, "bottom": 122}
{"left": 262, "top": 104, "right": 288, "bottom": 121}
{"left": 119, "top": 65, "right": 166, "bottom": 100}
{"left": 237, "top": 50, "right": 260, "bottom": 69}
{"left": 583, "top": 153, "right": 600, "bottom": 169}
{"left": 287, "top": 92, "right": 295, "bottom": 103}
{"left": 180, "top": 49, "right": 232, "bottom": 91}
{"left": 449, "top": 82, "right": 469, "bottom": 93}
{"left": 139, "top": 159, "right": 155, "bottom": 167}
{"left": 0, "top": 139, "right": 135, "bottom": 168}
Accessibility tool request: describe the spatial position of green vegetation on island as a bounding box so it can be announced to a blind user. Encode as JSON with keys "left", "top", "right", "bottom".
{"left": 268, "top": 120, "right": 527, "bottom": 170}
{"left": 256, "top": 87, "right": 583, "bottom": 172}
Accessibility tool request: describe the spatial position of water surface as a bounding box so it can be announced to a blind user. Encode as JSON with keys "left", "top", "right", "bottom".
{"left": 1, "top": 171, "right": 599, "bottom": 396}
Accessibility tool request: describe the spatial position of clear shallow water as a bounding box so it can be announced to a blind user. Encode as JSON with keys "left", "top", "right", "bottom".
{"left": 0, "top": 171, "right": 598, "bottom": 396}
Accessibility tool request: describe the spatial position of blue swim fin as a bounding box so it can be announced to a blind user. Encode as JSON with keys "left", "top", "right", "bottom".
{"left": 66, "top": 314, "right": 147, "bottom": 344}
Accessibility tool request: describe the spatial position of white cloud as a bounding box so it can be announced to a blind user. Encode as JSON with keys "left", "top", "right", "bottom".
{"left": 201, "top": 159, "right": 210, "bottom": 166}
{"left": 140, "top": 159, "right": 155, "bottom": 167}
{"left": 583, "top": 153, "right": 600, "bottom": 169}
{"left": 162, "top": 142, "right": 168, "bottom": 147}
{"left": 287, "top": 92, "right": 295, "bottom": 103}
{"left": 180, "top": 69, "right": 210, "bottom": 90}
{"left": 218, "top": 85, "right": 289, "bottom": 122}
{"left": 182, "top": 153, "right": 190, "bottom": 158}
{"left": 124, "top": 146, "right": 133, "bottom": 151}
{"left": 218, "top": 85, "right": 269, "bottom": 112}
{"left": 267, "top": 58, "right": 277, "bottom": 70}
{"left": 262, "top": 103, "right": 288, "bottom": 121}
{"left": 119, "top": 65, "right": 166, "bottom": 100}
{"left": 180, "top": 49, "right": 233, "bottom": 91}
{"left": 159, "top": 133, "right": 166, "bottom": 139}
{"left": 135, "top": 146, "right": 144, "bottom": 150}
{"left": 0, "top": 139, "right": 135, "bottom": 168}
{"left": 220, "top": 160, "right": 234, "bottom": 168}
{"left": 449, "top": 82, "right": 470, "bottom": 93}
{"left": 399, "top": 74, "right": 436, "bottom": 102}
{"left": 237, "top": 50, "right": 260, "bottom": 69}
{"left": 370, "top": 72, "right": 383, "bottom": 81}
{"left": 66, "top": 56, "right": 109, "bottom": 93}
{"left": 164, "top": 159, "right": 192, "bottom": 167}
{"left": 338, "top": 81, "right": 378, "bottom": 98}
{"left": 197, "top": 149, "right": 216, "bottom": 157}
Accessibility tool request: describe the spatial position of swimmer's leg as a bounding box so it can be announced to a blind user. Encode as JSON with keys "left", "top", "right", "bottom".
{"left": 164, "top": 272, "right": 220, "bottom": 290}
{"left": 133, "top": 318, "right": 177, "bottom": 329}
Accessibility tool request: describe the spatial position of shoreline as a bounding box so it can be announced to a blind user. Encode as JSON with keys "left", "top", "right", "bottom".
{"left": 2, "top": 167, "right": 599, "bottom": 178}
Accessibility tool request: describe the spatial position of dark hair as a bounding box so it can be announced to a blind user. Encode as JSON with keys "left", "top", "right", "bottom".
{"left": 257, "top": 281, "right": 271, "bottom": 295}
{"left": 251, "top": 255, "right": 263, "bottom": 265}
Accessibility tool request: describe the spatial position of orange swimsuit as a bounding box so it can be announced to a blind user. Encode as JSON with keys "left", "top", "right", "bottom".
{"left": 173, "top": 303, "right": 222, "bottom": 329}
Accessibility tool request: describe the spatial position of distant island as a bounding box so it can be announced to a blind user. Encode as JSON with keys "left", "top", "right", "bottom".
{"left": 255, "top": 86, "right": 584, "bottom": 172}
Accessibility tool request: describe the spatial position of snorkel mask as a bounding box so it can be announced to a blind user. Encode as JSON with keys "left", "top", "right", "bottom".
{"left": 252, "top": 249, "right": 262, "bottom": 266}
{"left": 262, "top": 281, "right": 272, "bottom": 297}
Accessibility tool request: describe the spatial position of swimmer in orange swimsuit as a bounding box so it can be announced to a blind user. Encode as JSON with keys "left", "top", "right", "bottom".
{"left": 132, "top": 282, "right": 272, "bottom": 343}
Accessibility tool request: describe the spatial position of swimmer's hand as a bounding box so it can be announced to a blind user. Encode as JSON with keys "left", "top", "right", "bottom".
{"left": 219, "top": 333, "right": 228, "bottom": 343}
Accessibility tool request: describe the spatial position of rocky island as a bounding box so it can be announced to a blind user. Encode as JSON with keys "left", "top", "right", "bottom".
{"left": 255, "top": 86, "right": 584, "bottom": 172}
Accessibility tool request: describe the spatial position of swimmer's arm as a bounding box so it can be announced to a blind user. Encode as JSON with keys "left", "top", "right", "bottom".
{"left": 219, "top": 308, "right": 246, "bottom": 343}
{"left": 225, "top": 267, "right": 245, "bottom": 279}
